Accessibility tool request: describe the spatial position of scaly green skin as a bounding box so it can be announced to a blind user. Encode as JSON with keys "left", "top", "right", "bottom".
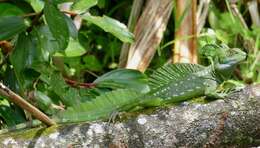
{"left": 144, "top": 67, "right": 216, "bottom": 104}
{"left": 0, "top": 45, "right": 246, "bottom": 134}
{"left": 143, "top": 44, "right": 246, "bottom": 105}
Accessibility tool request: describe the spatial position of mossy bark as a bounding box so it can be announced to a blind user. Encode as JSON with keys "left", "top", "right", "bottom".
{"left": 0, "top": 85, "right": 260, "bottom": 147}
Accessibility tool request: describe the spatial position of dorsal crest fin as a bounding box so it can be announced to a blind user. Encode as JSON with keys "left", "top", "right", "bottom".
{"left": 149, "top": 63, "right": 206, "bottom": 90}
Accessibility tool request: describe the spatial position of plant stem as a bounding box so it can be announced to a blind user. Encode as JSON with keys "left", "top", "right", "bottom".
{"left": 119, "top": 0, "right": 144, "bottom": 68}
{"left": 64, "top": 78, "right": 96, "bottom": 88}
{"left": 0, "top": 82, "right": 56, "bottom": 126}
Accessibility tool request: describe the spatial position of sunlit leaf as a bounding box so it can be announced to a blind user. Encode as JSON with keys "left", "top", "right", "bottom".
{"left": 72, "top": 0, "right": 98, "bottom": 13}
{"left": 25, "top": 0, "right": 44, "bottom": 12}
{"left": 65, "top": 38, "right": 86, "bottom": 57}
{"left": 82, "top": 13, "right": 134, "bottom": 43}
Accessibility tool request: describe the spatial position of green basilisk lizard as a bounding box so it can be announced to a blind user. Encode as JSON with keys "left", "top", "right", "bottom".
{"left": 0, "top": 44, "right": 246, "bottom": 134}
{"left": 58, "top": 44, "right": 246, "bottom": 123}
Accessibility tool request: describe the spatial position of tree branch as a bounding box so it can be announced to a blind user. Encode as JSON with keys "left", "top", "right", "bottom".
{"left": 1, "top": 85, "right": 260, "bottom": 147}
{"left": 0, "top": 82, "right": 56, "bottom": 126}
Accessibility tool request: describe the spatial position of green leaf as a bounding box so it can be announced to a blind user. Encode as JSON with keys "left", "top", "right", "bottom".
{"left": 49, "top": 72, "right": 67, "bottom": 97}
{"left": 3, "top": 66, "right": 21, "bottom": 93}
{"left": 31, "top": 25, "right": 60, "bottom": 57}
{"left": 0, "top": 16, "right": 30, "bottom": 40}
{"left": 82, "top": 13, "right": 134, "bottom": 43}
{"left": 0, "top": 106, "right": 19, "bottom": 126}
{"left": 65, "top": 38, "right": 86, "bottom": 57}
{"left": 62, "top": 88, "right": 81, "bottom": 106}
{"left": 64, "top": 14, "right": 78, "bottom": 39}
{"left": 198, "top": 28, "right": 217, "bottom": 48}
{"left": 44, "top": 2, "right": 69, "bottom": 50}
{"left": 72, "top": 0, "right": 98, "bottom": 13}
{"left": 49, "top": 72, "right": 80, "bottom": 106}
{"left": 34, "top": 91, "right": 53, "bottom": 113}
{"left": 94, "top": 69, "right": 149, "bottom": 93}
{"left": 25, "top": 0, "right": 44, "bottom": 12}
{"left": 82, "top": 55, "right": 102, "bottom": 71}
{"left": 0, "top": 98, "right": 25, "bottom": 126}
{"left": 52, "top": 0, "right": 74, "bottom": 4}
{"left": 0, "top": 3, "right": 24, "bottom": 16}
{"left": 97, "top": 0, "right": 106, "bottom": 9}
{"left": 9, "top": 29, "right": 49, "bottom": 90}
{"left": 58, "top": 89, "right": 140, "bottom": 122}
{"left": 10, "top": 33, "right": 35, "bottom": 90}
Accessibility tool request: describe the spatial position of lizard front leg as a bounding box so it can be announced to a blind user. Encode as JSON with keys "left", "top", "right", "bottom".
{"left": 204, "top": 79, "right": 227, "bottom": 99}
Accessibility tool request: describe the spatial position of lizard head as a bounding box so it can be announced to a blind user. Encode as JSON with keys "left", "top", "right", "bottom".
{"left": 219, "top": 47, "right": 246, "bottom": 66}
{"left": 199, "top": 44, "right": 246, "bottom": 66}
{"left": 215, "top": 46, "right": 246, "bottom": 79}
{"left": 199, "top": 44, "right": 246, "bottom": 79}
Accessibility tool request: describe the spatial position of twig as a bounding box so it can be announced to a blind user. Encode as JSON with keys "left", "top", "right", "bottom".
{"left": 0, "top": 82, "right": 56, "bottom": 126}
{"left": 21, "top": 10, "right": 77, "bottom": 18}
{"left": 64, "top": 78, "right": 96, "bottom": 88}
{"left": 22, "top": 12, "right": 41, "bottom": 17}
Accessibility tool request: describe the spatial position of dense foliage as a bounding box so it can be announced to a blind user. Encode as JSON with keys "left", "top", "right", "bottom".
{"left": 0, "top": 0, "right": 259, "bottom": 129}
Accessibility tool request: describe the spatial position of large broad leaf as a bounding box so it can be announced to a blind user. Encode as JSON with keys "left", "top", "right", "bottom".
{"left": 31, "top": 25, "right": 60, "bottom": 58}
{"left": 44, "top": 2, "right": 69, "bottom": 50}
{"left": 57, "top": 89, "right": 140, "bottom": 122}
{"left": 82, "top": 13, "right": 134, "bottom": 43}
{"left": 10, "top": 30, "right": 48, "bottom": 91}
{"left": 0, "top": 16, "right": 30, "bottom": 40}
{"left": 94, "top": 69, "right": 149, "bottom": 93}
{"left": 72, "top": 0, "right": 98, "bottom": 13}
{"left": 11, "top": 26, "right": 55, "bottom": 72}
{"left": 0, "top": 3, "right": 24, "bottom": 16}
{"left": 10, "top": 33, "right": 35, "bottom": 89}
